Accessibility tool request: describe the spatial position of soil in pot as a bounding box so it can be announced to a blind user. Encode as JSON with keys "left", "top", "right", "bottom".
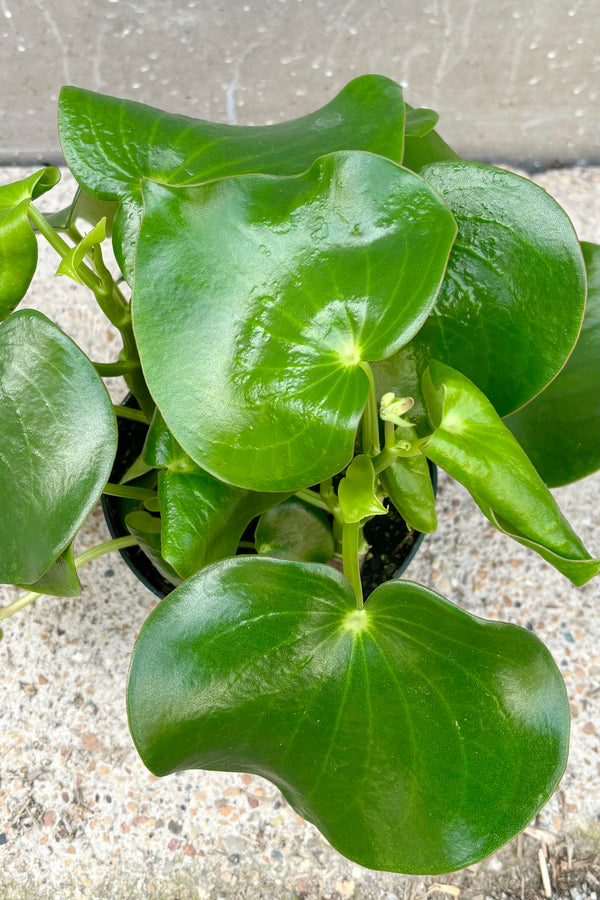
{"left": 102, "top": 398, "right": 435, "bottom": 599}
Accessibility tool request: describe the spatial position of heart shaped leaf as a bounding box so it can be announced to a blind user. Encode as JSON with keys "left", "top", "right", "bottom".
{"left": 373, "top": 162, "right": 587, "bottom": 425}
{"left": 133, "top": 151, "right": 457, "bottom": 492}
{"left": 402, "top": 104, "right": 460, "bottom": 172}
{"left": 58, "top": 75, "right": 406, "bottom": 279}
{"left": 0, "top": 167, "right": 61, "bottom": 318}
{"left": 127, "top": 556, "right": 569, "bottom": 874}
{"left": 505, "top": 241, "right": 600, "bottom": 487}
{"left": 421, "top": 360, "right": 599, "bottom": 586}
{"left": 144, "top": 411, "right": 289, "bottom": 577}
{"left": 255, "top": 498, "right": 335, "bottom": 563}
{"left": 0, "top": 310, "right": 117, "bottom": 584}
{"left": 338, "top": 454, "right": 386, "bottom": 523}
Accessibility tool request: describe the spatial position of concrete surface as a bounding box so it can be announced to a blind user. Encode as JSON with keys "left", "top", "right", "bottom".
{"left": 0, "top": 165, "right": 599, "bottom": 898}
{"left": 0, "top": 0, "right": 599, "bottom": 167}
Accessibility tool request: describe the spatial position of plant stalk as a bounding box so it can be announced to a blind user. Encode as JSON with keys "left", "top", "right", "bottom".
{"left": 0, "top": 536, "right": 138, "bottom": 621}
{"left": 342, "top": 521, "right": 363, "bottom": 609}
{"left": 359, "top": 362, "right": 380, "bottom": 457}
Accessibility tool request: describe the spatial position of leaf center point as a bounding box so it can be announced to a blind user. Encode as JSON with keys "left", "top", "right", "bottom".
{"left": 342, "top": 608, "right": 370, "bottom": 635}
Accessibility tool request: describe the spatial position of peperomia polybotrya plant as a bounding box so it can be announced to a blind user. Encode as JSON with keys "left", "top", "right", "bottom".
{"left": 1, "top": 74, "right": 599, "bottom": 875}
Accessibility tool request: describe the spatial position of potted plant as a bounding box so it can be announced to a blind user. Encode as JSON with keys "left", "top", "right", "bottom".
{"left": 0, "top": 74, "right": 598, "bottom": 876}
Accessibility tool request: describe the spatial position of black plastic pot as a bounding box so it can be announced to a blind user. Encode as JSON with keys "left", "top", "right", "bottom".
{"left": 102, "top": 398, "right": 436, "bottom": 600}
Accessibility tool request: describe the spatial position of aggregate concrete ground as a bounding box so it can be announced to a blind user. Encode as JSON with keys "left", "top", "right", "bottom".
{"left": 0, "top": 165, "right": 598, "bottom": 899}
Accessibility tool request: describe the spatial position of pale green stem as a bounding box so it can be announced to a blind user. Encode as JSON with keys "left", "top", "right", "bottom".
{"left": 93, "top": 360, "right": 139, "bottom": 377}
{"left": 342, "top": 521, "right": 363, "bottom": 609}
{"left": 295, "top": 488, "right": 333, "bottom": 514}
{"left": 359, "top": 362, "right": 380, "bottom": 457}
{"left": 112, "top": 404, "right": 150, "bottom": 424}
{"left": 0, "top": 536, "right": 137, "bottom": 621}
{"left": 103, "top": 483, "right": 156, "bottom": 501}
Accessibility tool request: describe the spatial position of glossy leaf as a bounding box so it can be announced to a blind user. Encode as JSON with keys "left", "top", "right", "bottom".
{"left": 505, "top": 241, "right": 600, "bottom": 486}
{"left": 373, "top": 162, "right": 587, "bottom": 426}
{"left": 404, "top": 105, "right": 439, "bottom": 138}
{"left": 0, "top": 310, "right": 117, "bottom": 584}
{"left": 124, "top": 510, "right": 182, "bottom": 587}
{"left": 0, "top": 167, "right": 61, "bottom": 318}
{"left": 255, "top": 498, "right": 334, "bottom": 563}
{"left": 338, "top": 454, "right": 386, "bottom": 523}
{"left": 402, "top": 105, "right": 460, "bottom": 172}
{"left": 127, "top": 556, "right": 569, "bottom": 874}
{"left": 421, "top": 360, "right": 599, "bottom": 586}
{"left": 133, "top": 151, "right": 457, "bottom": 492}
{"left": 144, "top": 411, "right": 288, "bottom": 578}
{"left": 17, "top": 543, "right": 80, "bottom": 598}
{"left": 58, "top": 75, "right": 406, "bottom": 279}
{"left": 380, "top": 447, "right": 437, "bottom": 533}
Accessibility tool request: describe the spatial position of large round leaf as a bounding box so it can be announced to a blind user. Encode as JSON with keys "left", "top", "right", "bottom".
{"left": 505, "top": 241, "right": 600, "bottom": 487}
{"left": 373, "top": 162, "right": 587, "bottom": 425}
{"left": 58, "top": 75, "right": 407, "bottom": 280}
{"left": 133, "top": 151, "right": 457, "bottom": 492}
{"left": 0, "top": 310, "right": 117, "bottom": 584}
{"left": 127, "top": 556, "right": 569, "bottom": 875}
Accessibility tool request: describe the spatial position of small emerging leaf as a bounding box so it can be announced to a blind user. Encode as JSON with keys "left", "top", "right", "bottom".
{"left": 55, "top": 218, "right": 106, "bottom": 284}
{"left": 338, "top": 454, "right": 387, "bottom": 523}
{"left": 421, "top": 360, "right": 599, "bottom": 585}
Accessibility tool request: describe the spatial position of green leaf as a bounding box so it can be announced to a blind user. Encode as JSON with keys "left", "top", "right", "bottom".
{"left": 55, "top": 218, "right": 106, "bottom": 284}
{"left": 255, "top": 498, "right": 335, "bottom": 563}
{"left": 505, "top": 241, "right": 600, "bottom": 487}
{"left": 127, "top": 556, "right": 569, "bottom": 874}
{"left": 402, "top": 104, "right": 460, "bottom": 172}
{"left": 404, "top": 105, "right": 440, "bottom": 138}
{"left": 133, "top": 151, "right": 457, "bottom": 492}
{"left": 379, "top": 450, "right": 437, "bottom": 533}
{"left": 421, "top": 360, "right": 599, "bottom": 586}
{"left": 0, "top": 167, "right": 61, "bottom": 318}
{"left": 144, "top": 411, "right": 289, "bottom": 578}
{"left": 0, "top": 310, "right": 117, "bottom": 584}
{"left": 58, "top": 75, "right": 407, "bottom": 280}
{"left": 373, "top": 162, "right": 587, "bottom": 426}
{"left": 338, "top": 454, "right": 386, "bottom": 523}
{"left": 17, "top": 543, "right": 80, "bottom": 598}
{"left": 124, "top": 510, "right": 182, "bottom": 587}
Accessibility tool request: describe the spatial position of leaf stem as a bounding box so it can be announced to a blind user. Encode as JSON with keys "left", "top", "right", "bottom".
{"left": 112, "top": 404, "right": 150, "bottom": 424}
{"left": 28, "top": 202, "right": 155, "bottom": 420}
{"left": 295, "top": 488, "right": 333, "bottom": 514}
{"left": 359, "top": 361, "right": 380, "bottom": 457}
{"left": 0, "top": 536, "right": 138, "bottom": 621}
{"left": 103, "top": 483, "right": 156, "bottom": 501}
{"left": 342, "top": 521, "right": 363, "bottom": 609}
{"left": 93, "top": 360, "right": 139, "bottom": 377}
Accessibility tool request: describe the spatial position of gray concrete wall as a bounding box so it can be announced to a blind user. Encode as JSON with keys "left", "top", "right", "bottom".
{"left": 0, "top": 0, "right": 598, "bottom": 166}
